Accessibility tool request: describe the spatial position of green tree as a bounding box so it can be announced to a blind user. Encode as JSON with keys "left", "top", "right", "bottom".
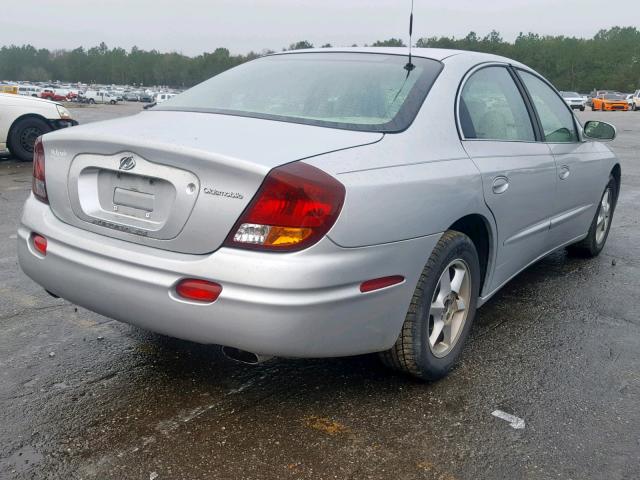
{"left": 287, "top": 40, "right": 313, "bottom": 50}
{"left": 371, "top": 38, "right": 406, "bottom": 47}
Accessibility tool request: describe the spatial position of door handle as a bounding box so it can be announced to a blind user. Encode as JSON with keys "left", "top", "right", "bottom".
{"left": 492, "top": 176, "right": 509, "bottom": 194}
{"left": 559, "top": 165, "right": 570, "bottom": 180}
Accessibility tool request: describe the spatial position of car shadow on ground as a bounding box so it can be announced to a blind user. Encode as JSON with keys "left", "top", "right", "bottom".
{"left": 122, "top": 247, "right": 591, "bottom": 387}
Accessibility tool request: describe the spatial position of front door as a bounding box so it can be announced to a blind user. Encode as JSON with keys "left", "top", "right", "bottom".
{"left": 516, "top": 70, "right": 604, "bottom": 247}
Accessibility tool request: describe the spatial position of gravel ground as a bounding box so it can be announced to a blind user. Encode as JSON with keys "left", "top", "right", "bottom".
{"left": 1, "top": 105, "right": 639, "bottom": 480}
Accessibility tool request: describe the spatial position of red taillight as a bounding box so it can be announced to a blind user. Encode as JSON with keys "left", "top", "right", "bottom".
{"left": 31, "top": 233, "right": 47, "bottom": 255}
{"left": 32, "top": 137, "right": 48, "bottom": 204}
{"left": 224, "top": 162, "right": 345, "bottom": 252}
{"left": 175, "top": 279, "right": 222, "bottom": 303}
{"left": 360, "top": 275, "right": 405, "bottom": 293}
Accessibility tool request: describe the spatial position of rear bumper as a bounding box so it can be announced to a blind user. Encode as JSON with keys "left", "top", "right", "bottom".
{"left": 18, "top": 196, "right": 439, "bottom": 357}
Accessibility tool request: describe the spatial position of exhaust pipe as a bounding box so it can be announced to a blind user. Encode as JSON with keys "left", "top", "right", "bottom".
{"left": 222, "top": 346, "right": 273, "bottom": 365}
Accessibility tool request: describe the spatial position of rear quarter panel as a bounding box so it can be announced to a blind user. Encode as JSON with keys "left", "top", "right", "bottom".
{"left": 307, "top": 53, "right": 495, "bottom": 248}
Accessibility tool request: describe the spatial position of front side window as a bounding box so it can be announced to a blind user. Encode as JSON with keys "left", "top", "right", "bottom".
{"left": 459, "top": 66, "right": 535, "bottom": 142}
{"left": 156, "top": 53, "right": 443, "bottom": 132}
{"left": 518, "top": 70, "right": 579, "bottom": 143}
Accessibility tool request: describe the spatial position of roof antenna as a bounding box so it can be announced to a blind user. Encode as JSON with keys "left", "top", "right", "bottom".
{"left": 404, "top": 0, "right": 415, "bottom": 71}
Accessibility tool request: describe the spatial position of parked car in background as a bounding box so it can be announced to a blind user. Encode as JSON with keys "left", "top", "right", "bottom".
{"left": 0, "top": 85, "right": 20, "bottom": 94}
{"left": 0, "top": 92, "right": 77, "bottom": 161}
{"left": 560, "top": 91, "right": 585, "bottom": 111}
{"left": 124, "top": 92, "right": 139, "bottom": 101}
{"left": 584, "top": 94, "right": 593, "bottom": 107}
{"left": 18, "top": 85, "right": 42, "bottom": 97}
{"left": 139, "top": 93, "right": 154, "bottom": 102}
{"left": 591, "top": 93, "right": 629, "bottom": 111}
{"left": 40, "top": 89, "right": 68, "bottom": 102}
{"left": 155, "top": 92, "right": 176, "bottom": 103}
{"left": 624, "top": 94, "right": 634, "bottom": 110}
{"left": 17, "top": 49, "right": 621, "bottom": 381}
{"left": 632, "top": 90, "right": 640, "bottom": 111}
{"left": 84, "top": 90, "right": 118, "bottom": 104}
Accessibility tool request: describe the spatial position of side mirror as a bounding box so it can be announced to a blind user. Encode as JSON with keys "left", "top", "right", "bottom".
{"left": 583, "top": 120, "right": 616, "bottom": 141}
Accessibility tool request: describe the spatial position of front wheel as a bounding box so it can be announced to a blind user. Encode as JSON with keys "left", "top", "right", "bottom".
{"left": 379, "top": 231, "right": 480, "bottom": 381}
{"left": 7, "top": 117, "right": 52, "bottom": 162}
{"left": 567, "top": 175, "right": 616, "bottom": 257}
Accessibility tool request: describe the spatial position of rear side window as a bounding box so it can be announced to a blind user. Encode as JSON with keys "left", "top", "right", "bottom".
{"left": 459, "top": 66, "right": 535, "bottom": 142}
{"left": 518, "top": 70, "right": 579, "bottom": 143}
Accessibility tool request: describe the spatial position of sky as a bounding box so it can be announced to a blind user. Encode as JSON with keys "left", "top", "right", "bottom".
{"left": 0, "top": 0, "right": 637, "bottom": 56}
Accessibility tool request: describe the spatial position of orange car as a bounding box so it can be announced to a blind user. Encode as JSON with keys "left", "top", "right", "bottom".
{"left": 591, "top": 93, "right": 629, "bottom": 111}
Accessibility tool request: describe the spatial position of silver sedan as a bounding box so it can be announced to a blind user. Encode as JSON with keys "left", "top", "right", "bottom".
{"left": 18, "top": 48, "right": 620, "bottom": 380}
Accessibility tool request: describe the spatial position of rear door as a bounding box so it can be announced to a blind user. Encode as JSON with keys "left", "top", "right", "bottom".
{"left": 516, "top": 69, "right": 604, "bottom": 247}
{"left": 459, "top": 65, "right": 557, "bottom": 292}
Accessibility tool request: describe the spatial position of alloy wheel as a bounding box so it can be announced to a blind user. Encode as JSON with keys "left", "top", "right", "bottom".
{"left": 595, "top": 187, "right": 612, "bottom": 246}
{"left": 428, "top": 259, "right": 472, "bottom": 358}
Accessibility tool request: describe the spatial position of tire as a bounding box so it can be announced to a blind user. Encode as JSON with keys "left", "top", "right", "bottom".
{"left": 379, "top": 231, "right": 480, "bottom": 381}
{"left": 580, "top": 106, "right": 585, "bottom": 112}
{"left": 567, "top": 175, "right": 617, "bottom": 258}
{"left": 89, "top": 98, "right": 95, "bottom": 104}
{"left": 110, "top": 100, "right": 116, "bottom": 105}
{"left": 7, "top": 117, "right": 51, "bottom": 162}
{"left": 591, "top": 105, "right": 596, "bottom": 111}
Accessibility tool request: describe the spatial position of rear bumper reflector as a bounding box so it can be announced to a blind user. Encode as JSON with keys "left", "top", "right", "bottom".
{"left": 175, "top": 279, "right": 222, "bottom": 303}
{"left": 360, "top": 275, "right": 404, "bottom": 293}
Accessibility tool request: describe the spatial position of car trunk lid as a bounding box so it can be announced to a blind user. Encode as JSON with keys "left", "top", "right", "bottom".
{"left": 43, "top": 111, "right": 382, "bottom": 254}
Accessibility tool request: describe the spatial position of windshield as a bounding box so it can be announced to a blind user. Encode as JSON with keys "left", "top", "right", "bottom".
{"left": 156, "top": 53, "right": 443, "bottom": 132}
{"left": 604, "top": 94, "right": 623, "bottom": 100}
{"left": 561, "top": 91, "right": 580, "bottom": 98}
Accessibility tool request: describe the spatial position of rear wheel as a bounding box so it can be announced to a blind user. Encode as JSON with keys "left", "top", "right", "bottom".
{"left": 379, "top": 231, "right": 480, "bottom": 381}
{"left": 567, "top": 175, "right": 616, "bottom": 257}
{"left": 7, "top": 117, "right": 51, "bottom": 162}
{"left": 89, "top": 98, "right": 95, "bottom": 104}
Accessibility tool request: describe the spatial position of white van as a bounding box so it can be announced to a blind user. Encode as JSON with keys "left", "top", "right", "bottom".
{"left": 155, "top": 92, "right": 176, "bottom": 103}
{"left": 18, "top": 85, "right": 42, "bottom": 97}
{"left": 84, "top": 90, "right": 118, "bottom": 104}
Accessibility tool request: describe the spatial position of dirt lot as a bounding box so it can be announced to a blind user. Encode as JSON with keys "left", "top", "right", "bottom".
{"left": 1, "top": 104, "right": 639, "bottom": 479}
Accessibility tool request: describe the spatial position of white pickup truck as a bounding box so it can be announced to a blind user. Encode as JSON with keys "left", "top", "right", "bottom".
{"left": 0, "top": 93, "right": 77, "bottom": 161}
{"left": 83, "top": 90, "right": 118, "bottom": 104}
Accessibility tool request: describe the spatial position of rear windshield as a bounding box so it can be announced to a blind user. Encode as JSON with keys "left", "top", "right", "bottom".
{"left": 155, "top": 53, "right": 443, "bottom": 132}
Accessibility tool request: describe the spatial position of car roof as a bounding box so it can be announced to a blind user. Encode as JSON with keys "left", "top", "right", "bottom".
{"left": 271, "top": 47, "right": 528, "bottom": 68}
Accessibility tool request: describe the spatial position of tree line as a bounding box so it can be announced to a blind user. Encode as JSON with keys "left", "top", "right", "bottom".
{"left": 1, "top": 27, "right": 639, "bottom": 91}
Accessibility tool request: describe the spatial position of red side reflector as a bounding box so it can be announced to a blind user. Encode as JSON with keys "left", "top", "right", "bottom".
{"left": 32, "top": 233, "right": 47, "bottom": 255}
{"left": 360, "top": 275, "right": 404, "bottom": 293}
{"left": 175, "top": 279, "right": 222, "bottom": 303}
